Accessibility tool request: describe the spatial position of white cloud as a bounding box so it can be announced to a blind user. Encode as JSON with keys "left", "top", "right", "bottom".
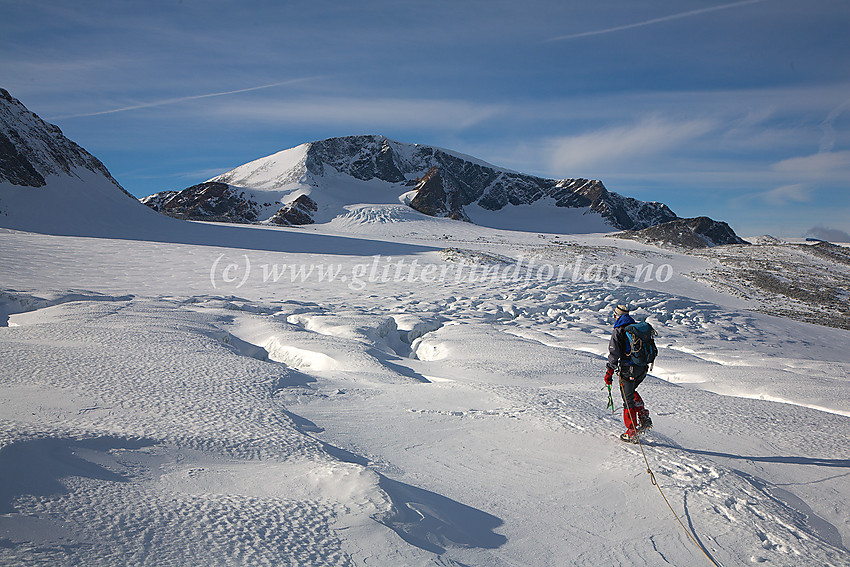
{"left": 546, "top": 117, "right": 715, "bottom": 174}
{"left": 771, "top": 150, "right": 850, "bottom": 178}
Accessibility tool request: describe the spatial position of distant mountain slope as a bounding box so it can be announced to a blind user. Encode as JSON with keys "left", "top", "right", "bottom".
{"left": 143, "top": 135, "right": 686, "bottom": 235}
{"left": 0, "top": 88, "right": 744, "bottom": 246}
{"left": 0, "top": 89, "right": 126, "bottom": 193}
{"left": 0, "top": 88, "right": 160, "bottom": 236}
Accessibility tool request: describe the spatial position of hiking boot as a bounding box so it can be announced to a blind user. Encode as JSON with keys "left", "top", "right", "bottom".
{"left": 619, "top": 431, "right": 639, "bottom": 443}
{"left": 637, "top": 417, "right": 653, "bottom": 432}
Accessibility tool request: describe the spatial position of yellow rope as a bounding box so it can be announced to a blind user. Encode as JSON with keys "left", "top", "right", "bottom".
{"left": 634, "top": 431, "right": 721, "bottom": 567}
{"left": 619, "top": 379, "right": 722, "bottom": 567}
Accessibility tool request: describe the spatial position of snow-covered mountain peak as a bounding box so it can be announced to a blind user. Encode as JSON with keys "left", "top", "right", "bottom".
{"left": 145, "top": 134, "right": 705, "bottom": 237}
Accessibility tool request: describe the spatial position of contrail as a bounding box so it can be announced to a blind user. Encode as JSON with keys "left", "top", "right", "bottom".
{"left": 50, "top": 78, "right": 315, "bottom": 119}
{"left": 545, "top": 0, "right": 768, "bottom": 42}
{"left": 819, "top": 98, "right": 850, "bottom": 153}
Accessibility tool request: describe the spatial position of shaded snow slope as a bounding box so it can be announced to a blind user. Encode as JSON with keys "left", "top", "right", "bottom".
{"left": 0, "top": 88, "right": 162, "bottom": 237}
{"left": 0, "top": 170, "right": 168, "bottom": 237}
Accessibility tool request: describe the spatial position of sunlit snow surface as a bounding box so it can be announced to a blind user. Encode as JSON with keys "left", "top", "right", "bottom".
{"left": 1, "top": 188, "right": 849, "bottom": 565}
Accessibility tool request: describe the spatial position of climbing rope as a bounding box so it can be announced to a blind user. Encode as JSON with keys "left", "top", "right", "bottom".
{"left": 618, "top": 380, "right": 722, "bottom": 567}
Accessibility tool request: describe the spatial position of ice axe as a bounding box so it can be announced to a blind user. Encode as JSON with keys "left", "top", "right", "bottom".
{"left": 603, "top": 383, "right": 614, "bottom": 413}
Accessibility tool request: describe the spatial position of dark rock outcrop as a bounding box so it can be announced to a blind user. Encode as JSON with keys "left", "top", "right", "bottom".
{"left": 614, "top": 216, "right": 749, "bottom": 248}
{"left": 142, "top": 182, "right": 260, "bottom": 223}
{"left": 305, "top": 135, "right": 408, "bottom": 183}
{"left": 139, "top": 190, "right": 178, "bottom": 212}
{"left": 408, "top": 167, "right": 469, "bottom": 221}
{"left": 0, "top": 130, "right": 46, "bottom": 187}
{"left": 269, "top": 194, "right": 318, "bottom": 226}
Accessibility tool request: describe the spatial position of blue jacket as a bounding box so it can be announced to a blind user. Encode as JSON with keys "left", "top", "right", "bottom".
{"left": 607, "top": 314, "right": 636, "bottom": 369}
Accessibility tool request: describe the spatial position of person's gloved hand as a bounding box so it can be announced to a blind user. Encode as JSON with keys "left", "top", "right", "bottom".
{"left": 604, "top": 366, "right": 614, "bottom": 385}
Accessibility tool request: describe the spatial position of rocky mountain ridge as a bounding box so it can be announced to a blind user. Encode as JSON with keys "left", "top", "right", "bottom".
{"left": 140, "top": 182, "right": 262, "bottom": 223}
{"left": 613, "top": 216, "right": 749, "bottom": 248}
{"left": 0, "top": 88, "right": 128, "bottom": 195}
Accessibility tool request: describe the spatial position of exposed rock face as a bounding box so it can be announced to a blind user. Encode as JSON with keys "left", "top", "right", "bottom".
{"left": 549, "top": 178, "right": 678, "bottom": 230}
{"left": 614, "top": 216, "right": 749, "bottom": 248}
{"left": 269, "top": 194, "right": 317, "bottom": 226}
{"left": 139, "top": 190, "right": 178, "bottom": 211}
{"left": 0, "top": 88, "right": 129, "bottom": 196}
{"left": 143, "top": 183, "right": 319, "bottom": 227}
{"left": 0, "top": 129, "right": 45, "bottom": 187}
{"left": 408, "top": 166, "right": 469, "bottom": 221}
{"left": 142, "top": 182, "right": 260, "bottom": 223}
{"left": 299, "top": 136, "right": 679, "bottom": 229}
{"left": 304, "top": 135, "right": 408, "bottom": 183}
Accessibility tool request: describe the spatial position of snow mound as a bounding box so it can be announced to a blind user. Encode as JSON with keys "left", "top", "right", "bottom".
{"left": 750, "top": 234, "right": 785, "bottom": 245}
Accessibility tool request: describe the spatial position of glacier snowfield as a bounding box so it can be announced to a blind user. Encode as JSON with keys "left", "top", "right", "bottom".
{"left": 1, "top": 215, "right": 849, "bottom": 566}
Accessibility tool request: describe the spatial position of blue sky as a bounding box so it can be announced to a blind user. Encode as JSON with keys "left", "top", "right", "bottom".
{"left": 2, "top": 0, "right": 849, "bottom": 238}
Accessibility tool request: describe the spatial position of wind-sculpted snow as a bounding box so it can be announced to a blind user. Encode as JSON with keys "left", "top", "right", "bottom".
{"left": 0, "top": 437, "right": 358, "bottom": 566}
{"left": 2, "top": 217, "right": 850, "bottom": 565}
{"left": 1, "top": 298, "right": 321, "bottom": 459}
{"left": 282, "top": 306, "right": 849, "bottom": 565}
{"left": 0, "top": 293, "right": 514, "bottom": 565}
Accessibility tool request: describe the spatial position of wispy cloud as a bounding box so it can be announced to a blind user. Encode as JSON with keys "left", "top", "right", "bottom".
{"left": 207, "top": 96, "right": 505, "bottom": 131}
{"left": 819, "top": 99, "right": 850, "bottom": 153}
{"left": 771, "top": 150, "right": 850, "bottom": 179}
{"left": 756, "top": 184, "right": 814, "bottom": 206}
{"left": 546, "top": 117, "right": 716, "bottom": 174}
{"left": 545, "top": 0, "right": 769, "bottom": 42}
{"left": 47, "top": 78, "right": 318, "bottom": 119}
{"left": 724, "top": 182, "right": 816, "bottom": 218}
